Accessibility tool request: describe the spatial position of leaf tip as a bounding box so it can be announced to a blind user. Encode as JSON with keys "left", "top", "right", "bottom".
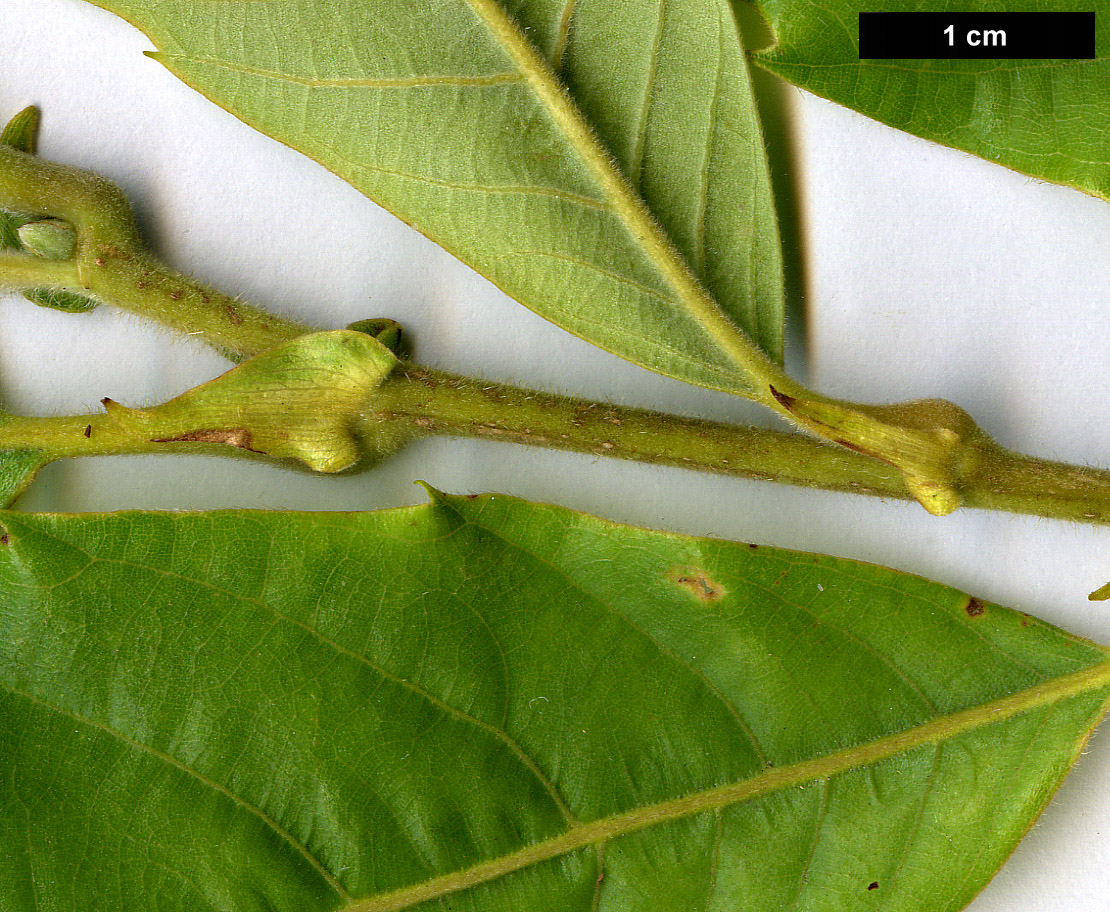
{"left": 143, "top": 51, "right": 173, "bottom": 70}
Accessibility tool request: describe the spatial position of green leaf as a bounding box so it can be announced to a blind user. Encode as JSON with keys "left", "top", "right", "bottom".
{"left": 0, "top": 209, "right": 35, "bottom": 252}
{"left": 85, "top": 0, "right": 784, "bottom": 391}
{"left": 2, "top": 492, "right": 1107, "bottom": 911}
{"left": 0, "top": 210, "right": 21, "bottom": 250}
{"left": 0, "top": 449, "right": 46, "bottom": 507}
{"left": 751, "top": 0, "right": 1110, "bottom": 201}
{"left": 23, "top": 287, "right": 100, "bottom": 314}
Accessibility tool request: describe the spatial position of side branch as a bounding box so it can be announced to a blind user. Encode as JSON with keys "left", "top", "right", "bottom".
{"left": 0, "top": 127, "right": 310, "bottom": 360}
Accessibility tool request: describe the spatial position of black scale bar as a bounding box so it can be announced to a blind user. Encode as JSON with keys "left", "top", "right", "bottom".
{"left": 858, "top": 12, "right": 1096, "bottom": 60}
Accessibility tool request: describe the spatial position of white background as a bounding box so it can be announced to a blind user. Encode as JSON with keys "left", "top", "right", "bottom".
{"left": 3, "top": 1, "right": 1110, "bottom": 908}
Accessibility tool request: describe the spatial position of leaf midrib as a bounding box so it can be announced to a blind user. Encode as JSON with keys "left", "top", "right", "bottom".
{"left": 104, "top": 0, "right": 776, "bottom": 388}
{"left": 344, "top": 659, "right": 1110, "bottom": 912}
{"left": 460, "top": 0, "right": 766, "bottom": 388}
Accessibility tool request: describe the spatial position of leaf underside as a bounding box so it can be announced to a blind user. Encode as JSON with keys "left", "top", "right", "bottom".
{"left": 87, "top": 0, "right": 785, "bottom": 388}
{"left": 752, "top": 0, "right": 1110, "bottom": 201}
{"left": 1, "top": 492, "right": 1107, "bottom": 911}
{"left": 0, "top": 449, "right": 47, "bottom": 507}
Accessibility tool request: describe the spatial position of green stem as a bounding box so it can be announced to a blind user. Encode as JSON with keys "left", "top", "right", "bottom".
{"left": 0, "top": 131, "right": 1015, "bottom": 516}
{"left": 3, "top": 128, "right": 1110, "bottom": 527}
{"left": 4, "top": 359, "right": 1110, "bottom": 527}
{"left": 366, "top": 365, "right": 911, "bottom": 501}
{"left": 0, "top": 143, "right": 309, "bottom": 359}
{"left": 364, "top": 366, "right": 1110, "bottom": 526}
{"left": 80, "top": 247, "right": 308, "bottom": 361}
{"left": 0, "top": 251, "right": 80, "bottom": 287}
{"left": 0, "top": 410, "right": 184, "bottom": 460}
{"left": 0, "top": 329, "right": 398, "bottom": 474}
{"left": 967, "top": 451, "right": 1110, "bottom": 524}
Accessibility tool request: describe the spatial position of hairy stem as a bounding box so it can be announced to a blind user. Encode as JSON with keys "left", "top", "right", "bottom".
{"left": 0, "top": 142, "right": 310, "bottom": 359}
{"left": 4, "top": 354, "right": 1110, "bottom": 528}
{"left": 0, "top": 123, "right": 1015, "bottom": 516}
{"left": 366, "top": 365, "right": 910, "bottom": 500}
{"left": 366, "top": 366, "right": 1110, "bottom": 526}
{"left": 3, "top": 120, "right": 1110, "bottom": 526}
{"left": 0, "top": 330, "right": 397, "bottom": 474}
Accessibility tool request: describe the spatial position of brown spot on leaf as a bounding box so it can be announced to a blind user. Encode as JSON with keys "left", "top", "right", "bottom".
{"left": 747, "top": 543, "right": 759, "bottom": 550}
{"left": 224, "top": 304, "right": 243, "bottom": 326}
{"left": 669, "top": 566, "right": 727, "bottom": 602}
{"left": 868, "top": 882, "right": 879, "bottom": 891}
{"left": 83, "top": 424, "right": 92, "bottom": 438}
{"left": 965, "top": 597, "right": 985, "bottom": 618}
{"left": 151, "top": 428, "right": 255, "bottom": 450}
{"left": 0, "top": 532, "right": 9, "bottom": 546}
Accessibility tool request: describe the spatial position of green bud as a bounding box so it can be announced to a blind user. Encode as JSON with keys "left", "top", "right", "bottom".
{"left": 0, "top": 106, "right": 40, "bottom": 155}
{"left": 17, "top": 218, "right": 77, "bottom": 260}
{"left": 347, "top": 317, "right": 408, "bottom": 358}
{"left": 122, "top": 330, "right": 399, "bottom": 473}
{"left": 766, "top": 387, "right": 983, "bottom": 517}
{"left": 23, "top": 287, "right": 99, "bottom": 314}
